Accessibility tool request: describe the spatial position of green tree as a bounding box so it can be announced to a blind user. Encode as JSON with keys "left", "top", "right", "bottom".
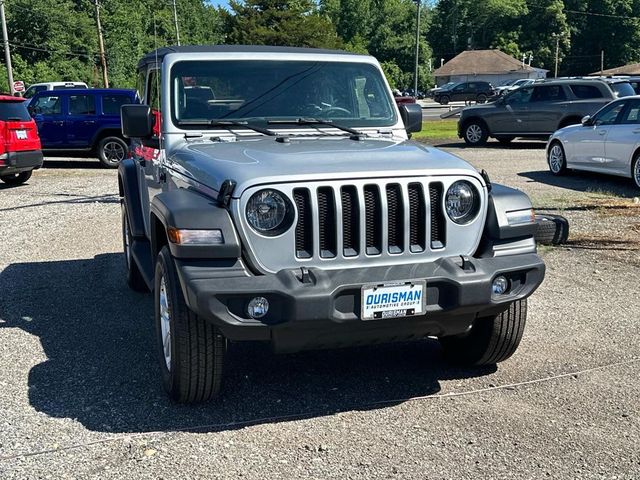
{"left": 223, "top": 0, "right": 342, "bottom": 48}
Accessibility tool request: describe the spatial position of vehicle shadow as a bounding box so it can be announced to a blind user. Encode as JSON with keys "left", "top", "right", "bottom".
{"left": 519, "top": 170, "right": 638, "bottom": 198}
{"left": 0, "top": 254, "right": 495, "bottom": 435}
{"left": 434, "top": 140, "right": 547, "bottom": 149}
{"left": 0, "top": 193, "right": 119, "bottom": 213}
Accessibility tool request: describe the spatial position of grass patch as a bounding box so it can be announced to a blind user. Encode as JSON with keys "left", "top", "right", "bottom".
{"left": 412, "top": 120, "right": 458, "bottom": 142}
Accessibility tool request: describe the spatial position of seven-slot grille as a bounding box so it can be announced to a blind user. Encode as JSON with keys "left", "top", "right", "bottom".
{"left": 293, "top": 182, "right": 446, "bottom": 260}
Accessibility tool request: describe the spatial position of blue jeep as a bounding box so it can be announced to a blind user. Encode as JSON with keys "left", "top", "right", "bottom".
{"left": 28, "top": 88, "right": 138, "bottom": 167}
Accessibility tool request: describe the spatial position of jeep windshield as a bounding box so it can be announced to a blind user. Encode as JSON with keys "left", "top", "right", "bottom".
{"left": 170, "top": 60, "right": 396, "bottom": 131}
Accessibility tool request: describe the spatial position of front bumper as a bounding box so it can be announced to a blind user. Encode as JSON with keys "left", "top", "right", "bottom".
{"left": 0, "top": 150, "right": 44, "bottom": 175}
{"left": 175, "top": 253, "right": 545, "bottom": 353}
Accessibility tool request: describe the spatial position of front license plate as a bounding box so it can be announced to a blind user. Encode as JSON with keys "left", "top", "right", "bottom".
{"left": 361, "top": 281, "right": 426, "bottom": 320}
{"left": 15, "top": 130, "right": 27, "bottom": 140}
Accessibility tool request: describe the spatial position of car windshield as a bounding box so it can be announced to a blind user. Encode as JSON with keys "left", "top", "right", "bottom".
{"left": 0, "top": 101, "right": 30, "bottom": 121}
{"left": 171, "top": 60, "right": 396, "bottom": 129}
{"left": 611, "top": 82, "right": 635, "bottom": 98}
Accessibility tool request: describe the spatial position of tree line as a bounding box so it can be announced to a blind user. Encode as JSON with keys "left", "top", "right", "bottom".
{"left": 0, "top": 0, "right": 638, "bottom": 93}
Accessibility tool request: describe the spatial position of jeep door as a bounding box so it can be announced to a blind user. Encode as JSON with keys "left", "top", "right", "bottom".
{"left": 527, "top": 85, "right": 569, "bottom": 134}
{"left": 29, "top": 94, "right": 67, "bottom": 148}
{"left": 492, "top": 86, "right": 533, "bottom": 134}
{"left": 66, "top": 93, "right": 98, "bottom": 148}
{"left": 569, "top": 101, "right": 625, "bottom": 171}
{"left": 602, "top": 99, "right": 640, "bottom": 175}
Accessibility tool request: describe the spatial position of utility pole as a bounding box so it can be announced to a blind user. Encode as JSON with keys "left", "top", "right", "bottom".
{"left": 171, "top": 0, "right": 181, "bottom": 46}
{"left": 0, "top": 0, "right": 14, "bottom": 95}
{"left": 600, "top": 50, "right": 604, "bottom": 75}
{"left": 553, "top": 34, "right": 560, "bottom": 78}
{"left": 93, "top": 0, "right": 109, "bottom": 88}
{"left": 413, "top": 0, "right": 421, "bottom": 96}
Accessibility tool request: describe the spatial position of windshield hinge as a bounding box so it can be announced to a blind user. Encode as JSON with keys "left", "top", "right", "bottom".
{"left": 217, "top": 179, "right": 237, "bottom": 207}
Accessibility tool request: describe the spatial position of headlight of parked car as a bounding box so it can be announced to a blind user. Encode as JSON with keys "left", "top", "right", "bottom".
{"left": 445, "top": 181, "right": 480, "bottom": 224}
{"left": 246, "top": 189, "right": 293, "bottom": 235}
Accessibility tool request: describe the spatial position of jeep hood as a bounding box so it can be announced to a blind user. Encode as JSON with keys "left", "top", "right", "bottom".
{"left": 168, "top": 136, "right": 483, "bottom": 195}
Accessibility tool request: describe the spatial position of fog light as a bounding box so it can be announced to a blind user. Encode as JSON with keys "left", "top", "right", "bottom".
{"left": 492, "top": 276, "right": 509, "bottom": 295}
{"left": 247, "top": 297, "right": 269, "bottom": 319}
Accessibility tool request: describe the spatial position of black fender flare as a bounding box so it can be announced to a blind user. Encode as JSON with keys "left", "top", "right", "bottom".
{"left": 118, "top": 158, "right": 145, "bottom": 238}
{"left": 150, "top": 188, "right": 241, "bottom": 259}
{"left": 484, "top": 184, "right": 536, "bottom": 240}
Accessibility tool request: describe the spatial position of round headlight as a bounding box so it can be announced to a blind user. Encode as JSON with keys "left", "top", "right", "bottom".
{"left": 445, "top": 181, "right": 480, "bottom": 224}
{"left": 246, "top": 189, "right": 292, "bottom": 235}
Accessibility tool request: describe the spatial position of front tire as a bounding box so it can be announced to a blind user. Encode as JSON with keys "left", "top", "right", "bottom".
{"left": 632, "top": 153, "right": 640, "bottom": 190}
{"left": 155, "top": 246, "right": 226, "bottom": 403}
{"left": 98, "top": 136, "right": 127, "bottom": 168}
{"left": 548, "top": 141, "right": 567, "bottom": 175}
{"left": 0, "top": 170, "right": 32, "bottom": 185}
{"left": 440, "top": 300, "right": 527, "bottom": 366}
{"left": 439, "top": 95, "right": 450, "bottom": 105}
{"left": 476, "top": 94, "right": 487, "bottom": 104}
{"left": 463, "top": 120, "right": 488, "bottom": 146}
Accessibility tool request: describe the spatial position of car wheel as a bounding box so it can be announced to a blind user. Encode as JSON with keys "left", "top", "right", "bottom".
{"left": 632, "top": 153, "right": 640, "bottom": 190}
{"left": 0, "top": 170, "right": 32, "bottom": 185}
{"left": 439, "top": 95, "right": 450, "bottom": 105}
{"left": 440, "top": 300, "right": 527, "bottom": 366}
{"left": 155, "top": 245, "right": 226, "bottom": 403}
{"left": 98, "top": 136, "right": 128, "bottom": 168}
{"left": 476, "top": 94, "right": 487, "bottom": 104}
{"left": 547, "top": 141, "right": 567, "bottom": 176}
{"left": 534, "top": 213, "right": 570, "bottom": 245}
{"left": 496, "top": 136, "right": 515, "bottom": 144}
{"left": 121, "top": 202, "right": 148, "bottom": 292}
{"left": 463, "top": 121, "right": 488, "bottom": 146}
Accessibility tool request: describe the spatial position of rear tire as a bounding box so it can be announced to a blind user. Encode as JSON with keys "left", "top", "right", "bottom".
{"left": 121, "top": 202, "right": 148, "bottom": 292}
{"left": 0, "top": 170, "right": 32, "bottom": 185}
{"left": 463, "top": 120, "right": 488, "bottom": 146}
{"left": 440, "top": 300, "right": 527, "bottom": 366}
{"left": 476, "top": 94, "right": 487, "bottom": 104}
{"left": 155, "top": 246, "right": 226, "bottom": 403}
{"left": 98, "top": 136, "right": 127, "bottom": 168}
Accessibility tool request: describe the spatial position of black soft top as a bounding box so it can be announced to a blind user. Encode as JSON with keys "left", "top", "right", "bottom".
{"left": 137, "top": 45, "right": 362, "bottom": 70}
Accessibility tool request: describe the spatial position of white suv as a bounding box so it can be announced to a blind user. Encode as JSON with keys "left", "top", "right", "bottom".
{"left": 23, "top": 81, "right": 88, "bottom": 99}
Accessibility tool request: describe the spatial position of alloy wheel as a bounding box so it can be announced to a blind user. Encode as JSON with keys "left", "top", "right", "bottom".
{"left": 549, "top": 144, "right": 564, "bottom": 173}
{"left": 159, "top": 276, "right": 172, "bottom": 371}
{"left": 103, "top": 141, "right": 126, "bottom": 164}
{"left": 466, "top": 124, "right": 483, "bottom": 144}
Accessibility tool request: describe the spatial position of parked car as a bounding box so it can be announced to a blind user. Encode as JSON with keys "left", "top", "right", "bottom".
{"left": 0, "top": 95, "right": 43, "bottom": 185}
{"left": 433, "top": 81, "right": 495, "bottom": 105}
{"left": 118, "top": 45, "right": 544, "bottom": 403}
{"left": 494, "top": 78, "right": 535, "bottom": 96}
{"left": 626, "top": 77, "right": 640, "bottom": 95}
{"left": 23, "top": 81, "right": 88, "bottom": 99}
{"left": 427, "top": 82, "right": 456, "bottom": 99}
{"left": 28, "top": 88, "right": 138, "bottom": 167}
{"left": 547, "top": 95, "right": 640, "bottom": 189}
{"left": 458, "top": 79, "right": 620, "bottom": 146}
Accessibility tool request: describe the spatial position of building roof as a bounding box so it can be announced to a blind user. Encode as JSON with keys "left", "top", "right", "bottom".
{"left": 434, "top": 49, "right": 537, "bottom": 76}
{"left": 590, "top": 62, "right": 640, "bottom": 76}
{"left": 138, "top": 45, "right": 361, "bottom": 69}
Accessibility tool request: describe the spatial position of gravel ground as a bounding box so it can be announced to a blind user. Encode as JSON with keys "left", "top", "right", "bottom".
{"left": 0, "top": 150, "right": 639, "bottom": 479}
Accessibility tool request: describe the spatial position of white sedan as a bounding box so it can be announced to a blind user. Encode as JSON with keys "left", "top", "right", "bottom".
{"left": 547, "top": 96, "right": 640, "bottom": 189}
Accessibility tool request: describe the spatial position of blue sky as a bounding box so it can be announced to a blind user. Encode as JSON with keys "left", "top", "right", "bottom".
{"left": 207, "top": 0, "right": 230, "bottom": 8}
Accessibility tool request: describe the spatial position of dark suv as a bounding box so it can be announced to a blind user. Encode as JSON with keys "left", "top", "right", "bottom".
{"left": 458, "top": 79, "right": 625, "bottom": 146}
{"left": 434, "top": 81, "right": 494, "bottom": 105}
{"left": 28, "top": 88, "right": 138, "bottom": 167}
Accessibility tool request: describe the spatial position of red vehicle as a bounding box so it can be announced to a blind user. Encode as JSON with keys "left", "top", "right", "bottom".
{"left": 0, "top": 95, "right": 43, "bottom": 185}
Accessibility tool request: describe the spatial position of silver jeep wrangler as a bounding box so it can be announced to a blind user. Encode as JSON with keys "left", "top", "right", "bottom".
{"left": 118, "top": 46, "right": 545, "bottom": 403}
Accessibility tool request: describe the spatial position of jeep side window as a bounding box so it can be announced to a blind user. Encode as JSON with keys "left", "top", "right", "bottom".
{"left": 593, "top": 101, "right": 624, "bottom": 126}
{"left": 31, "top": 95, "right": 62, "bottom": 115}
{"left": 136, "top": 70, "right": 147, "bottom": 105}
{"left": 149, "top": 70, "right": 162, "bottom": 113}
{"left": 69, "top": 95, "right": 96, "bottom": 115}
{"left": 102, "top": 94, "right": 131, "bottom": 115}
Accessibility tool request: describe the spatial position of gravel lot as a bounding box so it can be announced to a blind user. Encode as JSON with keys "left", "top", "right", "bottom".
{"left": 1, "top": 146, "right": 639, "bottom": 479}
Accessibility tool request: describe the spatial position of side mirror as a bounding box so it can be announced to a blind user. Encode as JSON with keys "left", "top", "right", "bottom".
{"left": 399, "top": 103, "right": 422, "bottom": 133}
{"left": 121, "top": 104, "right": 155, "bottom": 139}
{"left": 581, "top": 115, "right": 593, "bottom": 126}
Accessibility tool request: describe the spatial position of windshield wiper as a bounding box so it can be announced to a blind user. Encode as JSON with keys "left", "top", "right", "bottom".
{"left": 267, "top": 118, "right": 367, "bottom": 140}
{"left": 177, "top": 119, "right": 277, "bottom": 137}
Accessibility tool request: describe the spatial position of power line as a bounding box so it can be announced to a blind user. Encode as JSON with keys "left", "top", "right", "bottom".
{"left": 9, "top": 41, "right": 97, "bottom": 59}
